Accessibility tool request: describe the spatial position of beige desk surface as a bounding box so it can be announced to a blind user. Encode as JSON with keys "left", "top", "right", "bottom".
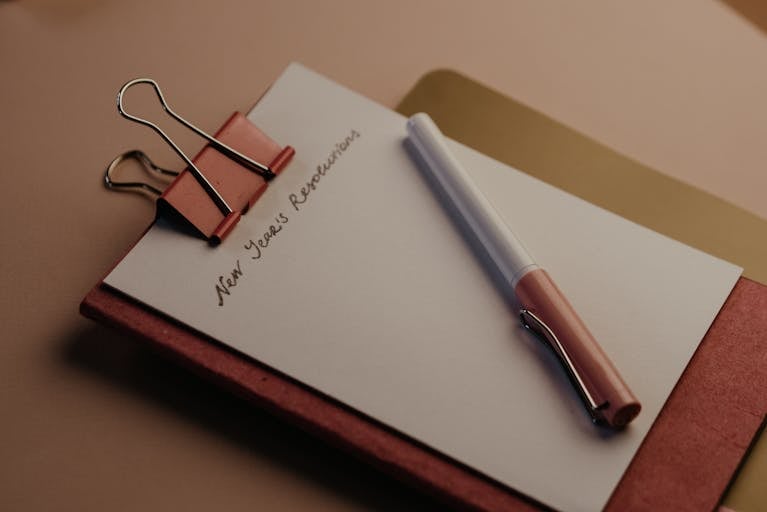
{"left": 2, "top": 1, "right": 766, "bottom": 510}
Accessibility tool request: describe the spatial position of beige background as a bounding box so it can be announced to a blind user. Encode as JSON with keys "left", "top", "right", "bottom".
{"left": 2, "top": 1, "right": 766, "bottom": 510}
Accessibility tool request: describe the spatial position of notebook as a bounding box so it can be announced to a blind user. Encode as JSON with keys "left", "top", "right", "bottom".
{"left": 394, "top": 68, "right": 767, "bottom": 511}
{"left": 101, "top": 63, "right": 741, "bottom": 512}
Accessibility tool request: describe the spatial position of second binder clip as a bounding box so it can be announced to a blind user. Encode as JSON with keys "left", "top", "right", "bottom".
{"left": 105, "top": 78, "right": 295, "bottom": 245}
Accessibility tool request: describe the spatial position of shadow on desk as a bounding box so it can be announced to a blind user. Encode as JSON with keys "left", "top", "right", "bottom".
{"left": 62, "top": 323, "right": 444, "bottom": 512}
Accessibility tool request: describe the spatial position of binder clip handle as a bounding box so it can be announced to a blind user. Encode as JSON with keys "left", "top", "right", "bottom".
{"left": 104, "top": 150, "right": 178, "bottom": 197}
{"left": 117, "top": 79, "right": 235, "bottom": 217}
{"left": 117, "top": 79, "right": 275, "bottom": 182}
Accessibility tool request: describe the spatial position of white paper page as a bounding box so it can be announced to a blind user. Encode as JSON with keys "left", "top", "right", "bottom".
{"left": 105, "top": 63, "right": 741, "bottom": 512}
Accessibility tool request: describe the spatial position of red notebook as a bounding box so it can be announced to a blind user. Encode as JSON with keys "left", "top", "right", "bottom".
{"left": 82, "top": 271, "right": 767, "bottom": 511}
{"left": 83, "top": 89, "right": 767, "bottom": 512}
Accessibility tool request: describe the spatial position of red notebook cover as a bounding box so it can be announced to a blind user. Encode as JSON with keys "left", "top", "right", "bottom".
{"left": 81, "top": 276, "right": 767, "bottom": 511}
{"left": 83, "top": 101, "right": 767, "bottom": 512}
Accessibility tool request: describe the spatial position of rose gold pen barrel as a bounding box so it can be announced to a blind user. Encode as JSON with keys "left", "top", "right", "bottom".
{"left": 516, "top": 268, "right": 641, "bottom": 428}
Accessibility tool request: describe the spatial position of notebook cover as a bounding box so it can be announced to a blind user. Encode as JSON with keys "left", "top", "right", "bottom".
{"left": 82, "top": 272, "right": 767, "bottom": 512}
{"left": 394, "top": 69, "right": 767, "bottom": 510}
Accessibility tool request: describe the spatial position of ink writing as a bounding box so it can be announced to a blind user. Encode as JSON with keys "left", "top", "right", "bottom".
{"left": 212, "top": 128, "right": 361, "bottom": 308}
{"left": 214, "top": 259, "right": 243, "bottom": 307}
{"left": 289, "top": 129, "right": 360, "bottom": 211}
{"left": 244, "top": 213, "right": 289, "bottom": 260}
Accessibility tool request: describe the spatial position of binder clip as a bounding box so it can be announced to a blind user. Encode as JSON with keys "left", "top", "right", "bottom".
{"left": 105, "top": 78, "right": 294, "bottom": 245}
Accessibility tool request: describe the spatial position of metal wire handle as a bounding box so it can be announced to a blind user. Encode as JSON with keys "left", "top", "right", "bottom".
{"left": 116, "top": 78, "right": 235, "bottom": 215}
{"left": 117, "top": 78, "right": 274, "bottom": 178}
{"left": 104, "top": 150, "right": 179, "bottom": 196}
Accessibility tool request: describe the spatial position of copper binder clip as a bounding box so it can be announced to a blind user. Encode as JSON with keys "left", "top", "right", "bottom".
{"left": 105, "top": 78, "right": 294, "bottom": 245}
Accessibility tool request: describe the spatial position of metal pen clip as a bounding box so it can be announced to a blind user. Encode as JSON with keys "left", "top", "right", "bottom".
{"left": 116, "top": 78, "right": 276, "bottom": 217}
{"left": 519, "top": 309, "right": 608, "bottom": 420}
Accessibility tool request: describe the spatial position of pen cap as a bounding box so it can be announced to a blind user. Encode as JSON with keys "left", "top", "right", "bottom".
{"left": 516, "top": 268, "right": 641, "bottom": 428}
